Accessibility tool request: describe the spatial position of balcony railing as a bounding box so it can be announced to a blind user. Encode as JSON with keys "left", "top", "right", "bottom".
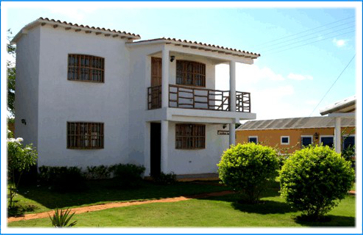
{"left": 147, "top": 85, "right": 251, "bottom": 113}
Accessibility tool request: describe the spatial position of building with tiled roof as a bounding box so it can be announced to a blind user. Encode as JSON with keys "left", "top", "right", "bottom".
{"left": 13, "top": 18, "right": 259, "bottom": 178}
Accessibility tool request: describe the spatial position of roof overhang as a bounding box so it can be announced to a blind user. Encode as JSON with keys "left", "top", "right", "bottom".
{"left": 327, "top": 112, "right": 355, "bottom": 118}
{"left": 11, "top": 17, "right": 141, "bottom": 44}
{"left": 126, "top": 38, "right": 260, "bottom": 61}
{"left": 320, "top": 96, "right": 356, "bottom": 116}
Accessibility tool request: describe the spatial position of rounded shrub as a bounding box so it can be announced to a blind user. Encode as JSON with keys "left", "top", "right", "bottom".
{"left": 217, "top": 143, "right": 279, "bottom": 203}
{"left": 279, "top": 145, "right": 355, "bottom": 220}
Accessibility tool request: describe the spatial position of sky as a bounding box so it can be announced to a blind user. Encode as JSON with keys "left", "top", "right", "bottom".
{"left": 2, "top": 2, "right": 361, "bottom": 121}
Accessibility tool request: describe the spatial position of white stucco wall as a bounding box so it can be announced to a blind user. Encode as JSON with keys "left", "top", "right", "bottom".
{"left": 128, "top": 44, "right": 224, "bottom": 176}
{"left": 128, "top": 44, "right": 164, "bottom": 168}
{"left": 36, "top": 25, "right": 131, "bottom": 168}
{"left": 168, "top": 122, "right": 229, "bottom": 175}
{"left": 14, "top": 24, "right": 250, "bottom": 175}
{"left": 14, "top": 27, "right": 41, "bottom": 148}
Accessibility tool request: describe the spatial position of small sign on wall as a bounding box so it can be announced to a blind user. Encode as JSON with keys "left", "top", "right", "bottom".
{"left": 217, "top": 130, "right": 229, "bottom": 135}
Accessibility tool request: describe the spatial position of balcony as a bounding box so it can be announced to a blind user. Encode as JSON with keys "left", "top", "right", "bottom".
{"left": 147, "top": 85, "right": 251, "bottom": 113}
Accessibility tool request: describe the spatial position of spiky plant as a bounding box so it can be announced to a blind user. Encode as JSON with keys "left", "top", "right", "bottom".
{"left": 49, "top": 208, "right": 77, "bottom": 227}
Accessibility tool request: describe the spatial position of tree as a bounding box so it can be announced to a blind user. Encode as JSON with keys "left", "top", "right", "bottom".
{"left": 279, "top": 145, "right": 355, "bottom": 220}
{"left": 7, "top": 130, "right": 37, "bottom": 208}
{"left": 7, "top": 29, "right": 16, "bottom": 117}
{"left": 217, "top": 143, "right": 279, "bottom": 203}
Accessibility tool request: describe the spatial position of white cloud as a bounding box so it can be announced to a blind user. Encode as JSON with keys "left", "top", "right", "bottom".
{"left": 287, "top": 73, "right": 313, "bottom": 81}
{"left": 215, "top": 64, "right": 319, "bottom": 120}
{"left": 216, "top": 64, "right": 285, "bottom": 89}
{"left": 238, "top": 64, "right": 285, "bottom": 82}
{"left": 333, "top": 38, "right": 347, "bottom": 47}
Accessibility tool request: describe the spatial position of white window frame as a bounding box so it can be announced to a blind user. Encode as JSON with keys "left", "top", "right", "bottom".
{"left": 248, "top": 136, "right": 258, "bottom": 143}
{"left": 301, "top": 135, "right": 313, "bottom": 147}
{"left": 319, "top": 135, "right": 334, "bottom": 146}
{"left": 280, "top": 136, "right": 290, "bottom": 145}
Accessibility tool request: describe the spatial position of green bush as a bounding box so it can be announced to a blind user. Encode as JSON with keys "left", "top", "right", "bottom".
{"left": 110, "top": 164, "right": 145, "bottom": 189}
{"left": 153, "top": 172, "right": 177, "bottom": 185}
{"left": 279, "top": 145, "right": 355, "bottom": 220}
{"left": 217, "top": 143, "right": 279, "bottom": 203}
{"left": 85, "top": 165, "right": 111, "bottom": 180}
{"left": 342, "top": 145, "right": 355, "bottom": 169}
{"left": 38, "top": 166, "right": 86, "bottom": 192}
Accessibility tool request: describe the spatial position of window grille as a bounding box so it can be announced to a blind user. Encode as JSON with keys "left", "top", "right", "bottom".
{"left": 176, "top": 60, "right": 206, "bottom": 87}
{"left": 68, "top": 54, "right": 104, "bottom": 83}
{"left": 67, "top": 122, "right": 104, "bottom": 149}
{"left": 175, "top": 124, "right": 205, "bottom": 149}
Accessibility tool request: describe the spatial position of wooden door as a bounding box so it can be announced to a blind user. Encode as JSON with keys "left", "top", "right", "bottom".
{"left": 150, "top": 57, "right": 162, "bottom": 108}
{"left": 151, "top": 57, "right": 162, "bottom": 86}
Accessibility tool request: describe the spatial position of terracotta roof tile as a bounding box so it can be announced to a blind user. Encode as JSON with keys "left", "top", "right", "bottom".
{"left": 39, "top": 17, "right": 140, "bottom": 39}
{"left": 134, "top": 37, "right": 260, "bottom": 57}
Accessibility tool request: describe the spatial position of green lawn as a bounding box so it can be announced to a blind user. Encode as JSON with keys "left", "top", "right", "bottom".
{"left": 9, "top": 179, "right": 227, "bottom": 216}
{"left": 9, "top": 182, "right": 355, "bottom": 227}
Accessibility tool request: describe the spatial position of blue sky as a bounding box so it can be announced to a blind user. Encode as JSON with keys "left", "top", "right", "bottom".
{"left": 3, "top": 2, "right": 360, "bottom": 120}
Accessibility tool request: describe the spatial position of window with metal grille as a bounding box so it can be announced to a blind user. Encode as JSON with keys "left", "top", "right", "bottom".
{"left": 67, "top": 122, "right": 104, "bottom": 149}
{"left": 68, "top": 54, "right": 104, "bottom": 82}
{"left": 175, "top": 124, "right": 206, "bottom": 149}
{"left": 176, "top": 60, "right": 206, "bottom": 87}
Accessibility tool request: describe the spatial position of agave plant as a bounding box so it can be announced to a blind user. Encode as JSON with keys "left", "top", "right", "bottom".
{"left": 49, "top": 208, "right": 77, "bottom": 227}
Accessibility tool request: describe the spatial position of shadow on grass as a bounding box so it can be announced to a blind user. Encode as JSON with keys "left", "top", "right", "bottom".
{"left": 294, "top": 215, "right": 355, "bottom": 227}
{"left": 8, "top": 204, "right": 38, "bottom": 217}
{"left": 231, "top": 200, "right": 298, "bottom": 214}
{"left": 14, "top": 179, "right": 229, "bottom": 211}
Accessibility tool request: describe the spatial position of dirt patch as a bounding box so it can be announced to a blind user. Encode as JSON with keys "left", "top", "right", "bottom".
{"left": 8, "top": 190, "right": 234, "bottom": 223}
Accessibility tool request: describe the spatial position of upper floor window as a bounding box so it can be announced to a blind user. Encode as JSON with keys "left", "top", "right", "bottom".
{"left": 67, "top": 122, "right": 104, "bottom": 149}
{"left": 176, "top": 124, "right": 205, "bottom": 149}
{"left": 68, "top": 54, "right": 104, "bottom": 83}
{"left": 176, "top": 60, "right": 206, "bottom": 87}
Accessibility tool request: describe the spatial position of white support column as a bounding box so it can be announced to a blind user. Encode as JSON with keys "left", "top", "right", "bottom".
{"left": 229, "top": 60, "right": 236, "bottom": 112}
{"left": 161, "top": 120, "right": 169, "bottom": 173}
{"left": 162, "top": 47, "right": 170, "bottom": 108}
{"left": 229, "top": 123, "right": 235, "bottom": 146}
{"left": 334, "top": 117, "right": 342, "bottom": 153}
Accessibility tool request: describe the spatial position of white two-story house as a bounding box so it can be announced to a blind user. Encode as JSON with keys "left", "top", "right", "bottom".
{"left": 12, "top": 18, "right": 260, "bottom": 178}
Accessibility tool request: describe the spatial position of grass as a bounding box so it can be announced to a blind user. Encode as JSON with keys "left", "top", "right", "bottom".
{"left": 9, "top": 182, "right": 355, "bottom": 227}
{"left": 9, "top": 179, "right": 227, "bottom": 216}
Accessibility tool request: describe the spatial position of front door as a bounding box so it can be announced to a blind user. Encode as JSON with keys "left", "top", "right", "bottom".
{"left": 150, "top": 123, "right": 161, "bottom": 177}
{"left": 150, "top": 57, "right": 162, "bottom": 109}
